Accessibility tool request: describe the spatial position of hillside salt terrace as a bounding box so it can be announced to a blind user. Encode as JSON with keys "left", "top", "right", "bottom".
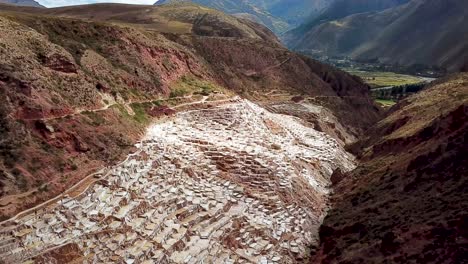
{"left": 0, "top": 99, "right": 355, "bottom": 263}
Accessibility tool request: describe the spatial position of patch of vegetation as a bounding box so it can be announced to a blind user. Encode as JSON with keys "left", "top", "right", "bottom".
{"left": 12, "top": 15, "right": 121, "bottom": 64}
{"left": 165, "top": 97, "right": 184, "bottom": 107}
{"left": 162, "top": 55, "right": 174, "bottom": 70}
{"left": 0, "top": 90, "right": 24, "bottom": 169}
{"left": 375, "top": 99, "right": 396, "bottom": 107}
{"left": 130, "top": 103, "right": 149, "bottom": 124}
{"left": 198, "top": 84, "right": 215, "bottom": 96}
{"left": 51, "top": 96, "right": 61, "bottom": 105}
{"left": 373, "top": 83, "right": 427, "bottom": 101}
{"left": 170, "top": 75, "right": 223, "bottom": 98}
{"left": 83, "top": 111, "right": 106, "bottom": 126}
{"left": 112, "top": 104, "right": 130, "bottom": 118}
{"left": 57, "top": 160, "right": 67, "bottom": 173}
{"left": 170, "top": 87, "right": 189, "bottom": 98}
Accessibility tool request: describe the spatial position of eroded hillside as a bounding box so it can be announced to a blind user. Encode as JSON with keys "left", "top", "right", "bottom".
{"left": 315, "top": 73, "right": 468, "bottom": 263}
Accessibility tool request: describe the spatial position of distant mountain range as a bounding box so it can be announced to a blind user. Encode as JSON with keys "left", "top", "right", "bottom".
{"left": 285, "top": 0, "right": 468, "bottom": 72}
{"left": 155, "top": 0, "right": 331, "bottom": 34}
{"left": 0, "top": 0, "right": 43, "bottom": 7}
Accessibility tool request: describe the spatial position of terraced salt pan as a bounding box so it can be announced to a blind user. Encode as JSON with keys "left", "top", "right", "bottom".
{"left": 0, "top": 99, "right": 355, "bottom": 263}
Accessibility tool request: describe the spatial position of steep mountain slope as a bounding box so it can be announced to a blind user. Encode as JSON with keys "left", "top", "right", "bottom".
{"left": 0, "top": 3, "right": 380, "bottom": 220}
{"left": 315, "top": 73, "right": 468, "bottom": 263}
{"left": 285, "top": 0, "right": 409, "bottom": 44}
{"left": 289, "top": 0, "right": 468, "bottom": 72}
{"left": 156, "top": 0, "right": 330, "bottom": 34}
{"left": 243, "top": 0, "right": 331, "bottom": 28}
{"left": 0, "top": 0, "right": 43, "bottom": 7}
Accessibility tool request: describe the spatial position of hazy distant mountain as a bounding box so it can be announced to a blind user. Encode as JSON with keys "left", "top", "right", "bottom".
{"left": 0, "top": 0, "right": 43, "bottom": 7}
{"left": 300, "top": 0, "right": 408, "bottom": 31}
{"left": 247, "top": 0, "right": 331, "bottom": 27}
{"left": 287, "top": 0, "right": 468, "bottom": 72}
{"left": 155, "top": 0, "right": 331, "bottom": 34}
{"left": 285, "top": 0, "right": 410, "bottom": 46}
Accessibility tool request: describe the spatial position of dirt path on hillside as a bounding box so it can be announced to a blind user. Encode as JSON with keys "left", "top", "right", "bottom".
{"left": 17, "top": 95, "right": 198, "bottom": 122}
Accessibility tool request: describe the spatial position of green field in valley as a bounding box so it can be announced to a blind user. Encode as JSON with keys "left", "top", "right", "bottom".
{"left": 344, "top": 69, "right": 425, "bottom": 88}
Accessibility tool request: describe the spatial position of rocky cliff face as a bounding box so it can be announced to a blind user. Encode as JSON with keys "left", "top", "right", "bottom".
{"left": 315, "top": 73, "right": 468, "bottom": 263}
{"left": 0, "top": 3, "right": 380, "bottom": 220}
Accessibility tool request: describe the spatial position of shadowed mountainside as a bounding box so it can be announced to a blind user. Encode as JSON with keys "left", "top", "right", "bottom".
{"left": 287, "top": 0, "right": 468, "bottom": 72}
{"left": 0, "top": 3, "right": 380, "bottom": 220}
{"left": 315, "top": 73, "right": 468, "bottom": 263}
{"left": 285, "top": 0, "right": 409, "bottom": 44}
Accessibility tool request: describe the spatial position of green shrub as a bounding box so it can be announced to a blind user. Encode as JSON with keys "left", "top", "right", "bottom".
{"left": 83, "top": 111, "right": 106, "bottom": 126}
{"left": 130, "top": 103, "right": 149, "bottom": 124}
{"left": 170, "top": 87, "right": 189, "bottom": 98}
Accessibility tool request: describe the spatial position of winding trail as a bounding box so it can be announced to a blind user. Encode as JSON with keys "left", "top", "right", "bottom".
{"left": 19, "top": 94, "right": 198, "bottom": 122}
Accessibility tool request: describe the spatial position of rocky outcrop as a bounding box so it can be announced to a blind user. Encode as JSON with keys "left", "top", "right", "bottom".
{"left": 38, "top": 53, "right": 78, "bottom": 74}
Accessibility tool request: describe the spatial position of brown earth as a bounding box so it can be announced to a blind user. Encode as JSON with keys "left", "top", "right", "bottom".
{"left": 314, "top": 73, "right": 468, "bottom": 263}
{"left": 0, "top": 3, "right": 380, "bottom": 220}
{"left": 34, "top": 243, "right": 85, "bottom": 263}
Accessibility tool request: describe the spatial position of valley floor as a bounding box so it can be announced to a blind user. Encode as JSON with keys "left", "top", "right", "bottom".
{"left": 0, "top": 99, "right": 354, "bottom": 263}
